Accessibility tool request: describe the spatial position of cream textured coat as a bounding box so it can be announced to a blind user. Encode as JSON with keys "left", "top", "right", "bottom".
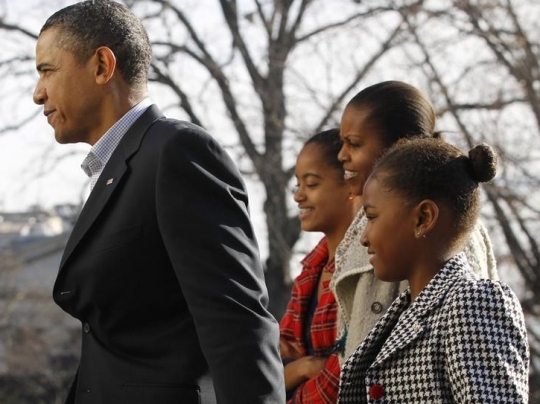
{"left": 330, "top": 211, "right": 498, "bottom": 363}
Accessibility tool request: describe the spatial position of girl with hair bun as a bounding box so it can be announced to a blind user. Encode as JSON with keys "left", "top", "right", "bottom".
{"left": 338, "top": 139, "right": 529, "bottom": 403}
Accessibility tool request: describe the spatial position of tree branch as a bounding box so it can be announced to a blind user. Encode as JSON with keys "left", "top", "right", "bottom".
{"left": 313, "top": 20, "right": 405, "bottom": 133}
{"left": 150, "top": 62, "right": 203, "bottom": 127}
{"left": 0, "top": 20, "right": 38, "bottom": 40}
{"left": 218, "top": 0, "right": 265, "bottom": 95}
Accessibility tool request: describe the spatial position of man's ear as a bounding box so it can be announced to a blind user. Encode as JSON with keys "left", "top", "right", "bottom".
{"left": 414, "top": 199, "right": 439, "bottom": 239}
{"left": 93, "top": 46, "right": 116, "bottom": 84}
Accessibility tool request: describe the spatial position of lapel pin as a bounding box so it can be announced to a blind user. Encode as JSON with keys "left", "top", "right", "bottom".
{"left": 106, "top": 178, "right": 114, "bottom": 185}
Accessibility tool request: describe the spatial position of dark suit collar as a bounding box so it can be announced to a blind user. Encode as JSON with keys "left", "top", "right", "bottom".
{"left": 117, "top": 104, "right": 163, "bottom": 162}
{"left": 59, "top": 105, "right": 164, "bottom": 270}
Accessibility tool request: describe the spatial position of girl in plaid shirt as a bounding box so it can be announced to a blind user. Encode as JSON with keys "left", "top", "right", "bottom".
{"left": 280, "top": 128, "right": 357, "bottom": 403}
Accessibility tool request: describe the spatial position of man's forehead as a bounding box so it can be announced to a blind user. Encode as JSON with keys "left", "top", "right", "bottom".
{"left": 36, "top": 28, "right": 65, "bottom": 61}
{"left": 36, "top": 29, "right": 55, "bottom": 51}
{"left": 39, "top": 26, "right": 60, "bottom": 41}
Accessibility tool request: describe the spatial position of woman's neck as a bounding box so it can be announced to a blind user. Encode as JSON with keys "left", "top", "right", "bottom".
{"left": 352, "top": 195, "right": 363, "bottom": 213}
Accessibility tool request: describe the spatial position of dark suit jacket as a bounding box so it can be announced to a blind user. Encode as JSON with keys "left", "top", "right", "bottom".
{"left": 54, "top": 105, "right": 285, "bottom": 404}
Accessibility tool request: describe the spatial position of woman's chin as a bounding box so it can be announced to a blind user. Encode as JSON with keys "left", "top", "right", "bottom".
{"left": 373, "top": 265, "right": 392, "bottom": 282}
{"left": 348, "top": 184, "right": 363, "bottom": 197}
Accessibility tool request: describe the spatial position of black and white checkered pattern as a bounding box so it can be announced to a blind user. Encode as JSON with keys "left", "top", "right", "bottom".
{"left": 339, "top": 253, "right": 529, "bottom": 403}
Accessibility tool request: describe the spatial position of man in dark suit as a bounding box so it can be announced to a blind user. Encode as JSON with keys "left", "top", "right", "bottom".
{"left": 32, "top": 1, "right": 285, "bottom": 403}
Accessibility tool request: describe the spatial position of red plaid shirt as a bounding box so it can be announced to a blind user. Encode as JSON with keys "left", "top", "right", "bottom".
{"left": 280, "top": 237, "right": 340, "bottom": 403}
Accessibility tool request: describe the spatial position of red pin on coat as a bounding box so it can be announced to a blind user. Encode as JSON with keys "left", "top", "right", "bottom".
{"left": 369, "top": 384, "right": 385, "bottom": 400}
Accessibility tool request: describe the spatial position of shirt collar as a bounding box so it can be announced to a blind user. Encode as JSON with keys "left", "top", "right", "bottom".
{"left": 90, "top": 98, "right": 153, "bottom": 169}
{"left": 81, "top": 98, "right": 153, "bottom": 180}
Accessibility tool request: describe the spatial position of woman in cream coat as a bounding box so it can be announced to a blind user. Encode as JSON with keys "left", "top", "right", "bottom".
{"left": 330, "top": 81, "right": 498, "bottom": 362}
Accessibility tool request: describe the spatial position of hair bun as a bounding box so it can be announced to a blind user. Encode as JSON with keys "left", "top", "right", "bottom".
{"left": 468, "top": 144, "right": 497, "bottom": 183}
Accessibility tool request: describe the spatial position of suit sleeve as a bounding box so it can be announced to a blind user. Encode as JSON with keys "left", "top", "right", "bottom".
{"left": 444, "top": 281, "right": 529, "bottom": 403}
{"left": 155, "top": 126, "right": 285, "bottom": 403}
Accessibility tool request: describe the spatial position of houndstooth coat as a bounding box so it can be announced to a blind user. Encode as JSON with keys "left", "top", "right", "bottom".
{"left": 338, "top": 253, "right": 529, "bottom": 403}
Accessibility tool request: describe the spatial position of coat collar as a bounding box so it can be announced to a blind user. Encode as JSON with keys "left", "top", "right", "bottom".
{"left": 59, "top": 105, "right": 164, "bottom": 270}
{"left": 362, "top": 253, "right": 472, "bottom": 367}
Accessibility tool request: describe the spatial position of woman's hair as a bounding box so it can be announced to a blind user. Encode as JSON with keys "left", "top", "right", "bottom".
{"left": 347, "top": 81, "right": 438, "bottom": 147}
{"left": 372, "top": 138, "right": 497, "bottom": 237}
{"left": 304, "top": 128, "right": 343, "bottom": 173}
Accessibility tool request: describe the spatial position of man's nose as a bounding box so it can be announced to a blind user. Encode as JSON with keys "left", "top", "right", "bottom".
{"left": 33, "top": 81, "right": 46, "bottom": 105}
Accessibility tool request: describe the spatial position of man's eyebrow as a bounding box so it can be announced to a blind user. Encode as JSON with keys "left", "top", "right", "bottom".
{"left": 36, "top": 63, "right": 53, "bottom": 71}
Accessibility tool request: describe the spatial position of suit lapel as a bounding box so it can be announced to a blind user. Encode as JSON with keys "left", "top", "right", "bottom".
{"left": 372, "top": 303, "right": 426, "bottom": 367}
{"left": 371, "top": 255, "right": 469, "bottom": 368}
{"left": 340, "top": 290, "right": 410, "bottom": 394}
{"left": 59, "top": 105, "right": 164, "bottom": 270}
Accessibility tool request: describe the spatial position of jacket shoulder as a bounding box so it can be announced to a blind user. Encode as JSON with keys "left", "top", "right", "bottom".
{"left": 444, "top": 276, "right": 523, "bottom": 322}
{"left": 150, "top": 118, "right": 213, "bottom": 142}
{"left": 143, "top": 117, "right": 232, "bottom": 162}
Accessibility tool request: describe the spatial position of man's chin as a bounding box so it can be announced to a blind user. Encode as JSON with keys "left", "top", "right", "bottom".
{"left": 55, "top": 136, "right": 71, "bottom": 145}
{"left": 54, "top": 135, "right": 69, "bottom": 144}
{"left": 54, "top": 131, "right": 80, "bottom": 145}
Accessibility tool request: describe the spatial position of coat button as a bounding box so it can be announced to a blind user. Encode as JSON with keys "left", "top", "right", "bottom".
{"left": 83, "top": 322, "right": 91, "bottom": 334}
{"left": 371, "top": 302, "right": 383, "bottom": 314}
{"left": 369, "top": 383, "right": 385, "bottom": 400}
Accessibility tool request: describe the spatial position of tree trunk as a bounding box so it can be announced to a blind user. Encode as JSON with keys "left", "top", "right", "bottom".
{"left": 262, "top": 173, "right": 301, "bottom": 319}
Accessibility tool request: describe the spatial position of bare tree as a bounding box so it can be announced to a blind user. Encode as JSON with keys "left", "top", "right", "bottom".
{"left": 0, "top": 0, "right": 414, "bottom": 316}
{"left": 123, "top": 0, "right": 411, "bottom": 315}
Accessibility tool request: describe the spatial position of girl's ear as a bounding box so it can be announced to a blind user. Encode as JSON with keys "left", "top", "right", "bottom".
{"left": 414, "top": 199, "right": 439, "bottom": 239}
